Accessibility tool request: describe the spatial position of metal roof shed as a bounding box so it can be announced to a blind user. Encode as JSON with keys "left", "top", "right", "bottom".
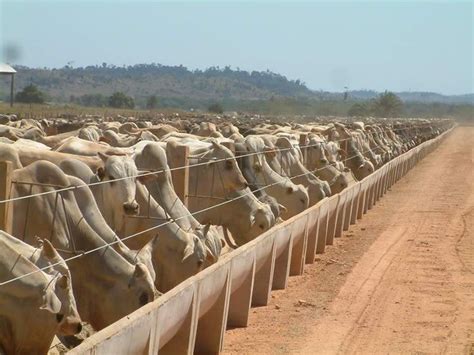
{"left": 0, "top": 63, "right": 16, "bottom": 107}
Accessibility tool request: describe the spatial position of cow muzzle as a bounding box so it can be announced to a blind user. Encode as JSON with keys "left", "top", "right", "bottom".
{"left": 58, "top": 316, "right": 83, "bottom": 335}
{"left": 123, "top": 201, "right": 140, "bottom": 215}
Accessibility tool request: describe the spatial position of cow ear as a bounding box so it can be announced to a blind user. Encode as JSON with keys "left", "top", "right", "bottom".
{"left": 358, "top": 164, "right": 365, "bottom": 170}
{"left": 96, "top": 167, "right": 106, "bottom": 181}
{"left": 202, "top": 223, "right": 211, "bottom": 238}
{"left": 263, "top": 146, "right": 276, "bottom": 158}
{"left": 40, "top": 289, "right": 62, "bottom": 314}
{"left": 249, "top": 213, "right": 256, "bottom": 225}
{"left": 182, "top": 244, "right": 194, "bottom": 262}
{"left": 41, "top": 239, "right": 57, "bottom": 260}
{"left": 137, "top": 171, "right": 157, "bottom": 184}
{"left": 210, "top": 139, "right": 219, "bottom": 149}
{"left": 57, "top": 275, "right": 69, "bottom": 289}
{"left": 133, "top": 263, "right": 147, "bottom": 279}
{"left": 97, "top": 151, "right": 109, "bottom": 163}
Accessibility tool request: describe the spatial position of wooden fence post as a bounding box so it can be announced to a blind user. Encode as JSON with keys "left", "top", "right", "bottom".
{"left": 0, "top": 161, "right": 13, "bottom": 234}
{"left": 221, "top": 141, "right": 235, "bottom": 154}
{"left": 299, "top": 133, "right": 307, "bottom": 165}
{"left": 167, "top": 143, "right": 190, "bottom": 207}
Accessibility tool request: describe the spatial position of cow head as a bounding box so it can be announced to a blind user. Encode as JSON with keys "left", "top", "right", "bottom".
{"left": 38, "top": 239, "right": 83, "bottom": 335}
{"left": 151, "top": 233, "right": 207, "bottom": 292}
{"left": 278, "top": 183, "right": 309, "bottom": 220}
{"left": 127, "top": 263, "right": 158, "bottom": 307}
{"left": 89, "top": 260, "right": 156, "bottom": 330}
{"left": 306, "top": 137, "right": 329, "bottom": 170}
{"left": 246, "top": 204, "right": 276, "bottom": 243}
{"left": 96, "top": 152, "right": 140, "bottom": 231}
{"left": 223, "top": 202, "right": 275, "bottom": 247}
{"left": 205, "top": 140, "right": 248, "bottom": 192}
{"left": 356, "top": 160, "right": 375, "bottom": 180}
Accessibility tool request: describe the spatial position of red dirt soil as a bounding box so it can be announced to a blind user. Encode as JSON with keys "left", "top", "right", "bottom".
{"left": 223, "top": 126, "right": 474, "bottom": 354}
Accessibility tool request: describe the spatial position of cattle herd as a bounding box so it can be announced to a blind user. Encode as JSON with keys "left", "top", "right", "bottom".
{"left": 0, "top": 113, "right": 452, "bottom": 353}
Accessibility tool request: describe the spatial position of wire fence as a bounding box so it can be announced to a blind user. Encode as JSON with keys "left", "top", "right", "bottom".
{"left": 0, "top": 123, "right": 438, "bottom": 205}
{"left": 0, "top": 121, "right": 452, "bottom": 287}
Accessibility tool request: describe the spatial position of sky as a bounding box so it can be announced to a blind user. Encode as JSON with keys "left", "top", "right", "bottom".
{"left": 1, "top": 0, "right": 472, "bottom": 95}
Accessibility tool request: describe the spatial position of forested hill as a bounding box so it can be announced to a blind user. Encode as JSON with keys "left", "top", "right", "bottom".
{"left": 1, "top": 64, "right": 472, "bottom": 109}
{"left": 5, "top": 64, "right": 313, "bottom": 103}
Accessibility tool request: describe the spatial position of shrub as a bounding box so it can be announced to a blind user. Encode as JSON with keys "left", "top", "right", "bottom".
{"left": 16, "top": 84, "right": 46, "bottom": 104}
{"left": 208, "top": 103, "right": 223, "bottom": 114}
{"left": 108, "top": 92, "right": 135, "bottom": 109}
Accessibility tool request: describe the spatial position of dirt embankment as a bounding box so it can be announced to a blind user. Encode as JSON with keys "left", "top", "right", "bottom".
{"left": 223, "top": 127, "right": 474, "bottom": 354}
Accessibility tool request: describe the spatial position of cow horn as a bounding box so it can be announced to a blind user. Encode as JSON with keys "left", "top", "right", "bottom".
{"left": 203, "top": 223, "right": 211, "bottom": 237}
{"left": 205, "top": 246, "right": 217, "bottom": 263}
{"left": 113, "top": 239, "right": 130, "bottom": 255}
{"left": 97, "top": 151, "right": 109, "bottom": 162}
{"left": 278, "top": 204, "right": 288, "bottom": 213}
{"left": 222, "top": 226, "right": 239, "bottom": 249}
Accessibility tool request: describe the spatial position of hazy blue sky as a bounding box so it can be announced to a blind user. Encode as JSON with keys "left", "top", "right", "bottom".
{"left": 1, "top": 1, "right": 472, "bottom": 94}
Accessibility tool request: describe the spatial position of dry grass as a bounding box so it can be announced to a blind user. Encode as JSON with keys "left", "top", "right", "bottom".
{"left": 0, "top": 102, "right": 189, "bottom": 120}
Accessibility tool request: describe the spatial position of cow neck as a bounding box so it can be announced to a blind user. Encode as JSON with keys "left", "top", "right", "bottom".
{"left": 66, "top": 175, "right": 142, "bottom": 262}
{"left": 255, "top": 152, "right": 290, "bottom": 186}
{"left": 187, "top": 162, "right": 228, "bottom": 213}
{"left": 0, "top": 240, "right": 52, "bottom": 294}
{"left": 144, "top": 171, "right": 199, "bottom": 232}
{"left": 92, "top": 183, "right": 114, "bottom": 230}
{"left": 198, "top": 188, "right": 256, "bottom": 234}
{"left": 134, "top": 182, "right": 192, "bottom": 246}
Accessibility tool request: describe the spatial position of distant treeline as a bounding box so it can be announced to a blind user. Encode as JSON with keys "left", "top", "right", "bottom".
{"left": 0, "top": 63, "right": 472, "bottom": 120}
{"left": 0, "top": 63, "right": 310, "bottom": 103}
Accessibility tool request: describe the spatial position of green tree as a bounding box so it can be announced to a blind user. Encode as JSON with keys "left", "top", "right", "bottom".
{"left": 108, "top": 92, "right": 135, "bottom": 109}
{"left": 208, "top": 103, "right": 224, "bottom": 114}
{"left": 146, "top": 95, "right": 159, "bottom": 109}
{"left": 348, "top": 102, "right": 370, "bottom": 117}
{"left": 373, "top": 91, "right": 403, "bottom": 117}
{"left": 15, "top": 84, "right": 46, "bottom": 104}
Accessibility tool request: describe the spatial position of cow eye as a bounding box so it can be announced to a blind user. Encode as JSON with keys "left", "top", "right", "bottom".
{"left": 259, "top": 224, "right": 265, "bottom": 230}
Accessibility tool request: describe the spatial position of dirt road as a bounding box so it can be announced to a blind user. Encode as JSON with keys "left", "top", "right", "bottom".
{"left": 223, "top": 126, "right": 473, "bottom": 354}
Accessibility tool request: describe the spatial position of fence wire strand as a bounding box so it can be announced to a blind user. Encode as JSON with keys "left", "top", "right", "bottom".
{"left": 0, "top": 122, "right": 452, "bottom": 286}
